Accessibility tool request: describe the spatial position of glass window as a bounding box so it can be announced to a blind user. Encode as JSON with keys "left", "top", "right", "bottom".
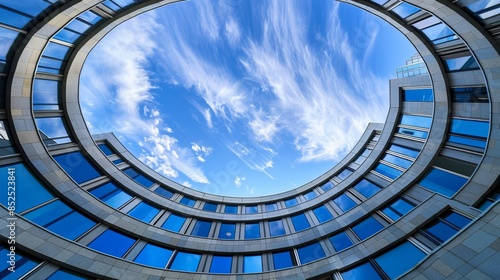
{"left": 313, "top": 205, "right": 333, "bottom": 223}
{"left": 90, "top": 182, "right": 132, "bottom": 209}
{"left": 97, "top": 143, "right": 114, "bottom": 156}
{"left": 333, "top": 193, "right": 357, "bottom": 212}
{"left": 35, "top": 117, "right": 72, "bottom": 146}
{"left": 0, "top": 120, "right": 16, "bottom": 155}
{"left": 245, "top": 205, "right": 258, "bottom": 213}
{"left": 451, "top": 118, "right": 489, "bottom": 138}
{"left": 0, "top": 245, "right": 39, "bottom": 280}
{"left": 245, "top": 223, "right": 260, "bottom": 239}
{"left": 134, "top": 244, "right": 173, "bottom": 268}
{"left": 297, "top": 242, "right": 326, "bottom": 265}
{"left": 303, "top": 191, "right": 317, "bottom": 201}
{"left": 375, "top": 241, "right": 426, "bottom": 279}
{"left": 154, "top": 186, "right": 173, "bottom": 199}
{"left": 78, "top": 10, "right": 102, "bottom": 25}
{"left": 102, "top": 0, "right": 121, "bottom": 11}
{"left": 418, "top": 168, "right": 468, "bottom": 197}
{"left": 88, "top": 229, "right": 136, "bottom": 258}
{"left": 127, "top": 202, "right": 159, "bottom": 223}
{"left": 352, "top": 216, "right": 384, "bottom": 240}
{"left": 65, "top": 18, "right": 91, "bottom": 34}
{"left": 0, "top": 0, "right": 51, "bottom": 17}
{"left": 402, "top": 88, "right": 433, "bottom": 102}
{"left": 392, "top": 2, "right": 420, "bottom": 18}
{"left": 112, "top": 158, "right": 123, "bottom": 165}
{"left": 291, "top": 213, "right": 310, "bottom": 232}
{"left": 329, "top": 232, "right": 353, "bottom": 252}
{"left": 423, "top": 212, "right": 471, "bottom": 245}
{"left": 397, "top": 127, "right": 428, "bottom": 139}
{"left": 337, "top": 169, "right": 353, "bottom": 180}
{"left": 123, "top": 167, "right": 154, "bottom": 188}
{"left": 191, "top": 220, "right": 211, "bottom": 237}
{"left": 269, "top": 219, "right": 286, "bottom": 236}
{"left": 400, "top": 115, "right": 432, "bottom": 128}
{"left": 0, "top": 7, "right": 32, "bottom": 29}
{"left": 353, "top": 179, "right": 381, "bottom": 198}
{"left": 224, "top": 205, "right": 238, "bottom": 214}
{"left": 169, "top": 252, "right": 201, "bottom": 272}
{"left": 54, "top": 151, "right": 101, "bottom": 184}
{"left": 47, "top": 269, "right": 89, "bottom": 280}
{"left": 273, "top": 251, "right": 294, "bottom": 270}
{"left": 43, "top": 42, "right": 71, "bottom": 60}
{"left": 162, "top": 213, "right": 186, "bottom": 232}
{"left": 33, "top": 79, "right": 60, "bottom": 110}
{"left": 0, "top": 163, "right": 54, "bottom": 213}
{"left": 179, "top": 196, "right": 196, "bottom": 207}
{"left": 374, "top": 163, "right": 403, "bottom": 180}
{"left": 382, "top": 153, "right": 412, "bottom": 169}
{"left": 210, "top": 255, "right": 232, "bottom": 273}
{"left": 369, "top": 0, "right": 388, "bottom": 5}
{"left": 204, "top": 202, "right": 218, "bottom": 212}
{"left": 421, "top": 23, "right": 458, "bottom": 44}
{"left": 341, "top": 262, "right": 382, "bottom": 280}
{"left": 265, "top": 202, "right": 278, "bottom": 212}
{"left": 467, "top": 0, "right": 500, "bottom": 19}
{"left": 284, "top": 198, "right": 298, "bottom": 207}
{"left": 382, "top": 198, "right": 415, "bottom": 221}
{"left": 243, "top": 255, "right": 262, "bottom": 273}
{"left": 320, "top": 181, "right": 334, "bottom": 192}
{"left": 219, "top": 223, "right": 236, "bottom": 239}
{"left": 445, "top": 56, "right": 479, "bottom": 72}
{"left": 451, "top": 87, "right": 488, "bottom": 103}
{"left": 0, "top": 26, "right": 18, "bottom": 66}
{"left": 388, "top": 144, "right": 420, "bottom": 158}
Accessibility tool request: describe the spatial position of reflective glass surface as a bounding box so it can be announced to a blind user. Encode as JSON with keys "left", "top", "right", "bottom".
{"left": 333, "top": 193, "right": 357, "bottom": 212}
{"left": 43, "top": 42, "right": 70, "bottom": 60}
{"left": 382, "top": 154, "right": 412, "bottom": 169}
{"left": 401, "top": 115, "right": 432, "bottom": 128}
{"left": 392, "top": 2, "right": 420, "bottom": 18}
{"left": 47, "top": 269, "right": 89, "bottom": 280}
{"left": 273, "top": 251, "right": 294, "bottom": 270}
{"left": 224, "top": 205, "right": 238, "bottom": 214}
{"left": 191, "top": 220, "right": 211, "bottom": 237}
{"left": 388, "top": 144, "right": 419, "bottom": 158}
{"left": 402, "top": 88, "right": 433, "bottom": 102}
{"left": 375, "top": 241, "right": 426, "bottom": 279}
{"left": 422, "top": 23, "right": 458, "bottom": 44}
{"left": 450, "top": 118, "right": 489, "bottom": 138}
{"left": 329, "top": 232, "right": 353, "bottom": 251}
{"left": 374, "top": 163, "right": 403, "bottom": 180}
{"left": 162, "top": 213, "right": 186, "bottom": 232}
{"left": 169, "top": 252, "right": 201, "bottom": 272}
{"left": 352, "top": 216, "right": 384, "bottom": 240}
{"left": 245, "top": 205, "right": 258, "bottom": 213}
{"left": 0, "top": 7, "right": 32, "bottom": 29}
{"left": 33, "top": 79, "right": 59, "bottom": 110}
{"left": 123, "top": 167, "right": 154, "bottom": 188}
{"left": 291, "top": 213, "right": 310, "bottom": 232}
{"left": 303, "top": 191, "right": 317, "bottom": 201}
{"left": 320, "top": 181, "right": 334, "bottom": 192}
{"left": 265, "top": 203, "right": 279, "bottom": 212}
{"left": 98, "top": 143, "right": 114, "bottom": 156}
{"left": 180, "top": 196, "right": 196, "bottom": 207}
{"left": 243, "top": 255, "right": 262, "bottom": 273}
{"left": 134, "top": 244, "right": 173, "bottom": 268}
{"left": 337, "top": 169, "right": 353, "bottom": 180}
{"left": 88, "top": 229, "right": 136, "bottom": 258}
{"left": 0, "top": 0, "right": 51, "bottom": 17}
{"left": 269, "top": 219, "right": 286, "bottom": 236}
{"left": 397, "top": 127, "right": 428, "bottom": 138}
{"left": 353, "top": 179, "right": 381, "bottom": 198}
{"left": 219, "top": 223, "right": 236, "bottom": 239}
{"left": 245, "top": 223, "right": 260, "bottom": 239}
{"left": 418, "top": 168, "right": 468, "bottom": 197}
{"left": 284, "top": 198, "right": 298, "bottom": 207}
{"left": 313, "top": 205, "right": 333, "bottom": 223}
{"left": 154, "top": 186, "right": 174, "bottom": 199}
{"left": 0, "top": 246, "right": 39, "bottom": 280}
{"left": 297, "top": 242, "right": 325, "bottom": 264}
{"left": 0, "top": 27, "right": 18, "bottom": 61}
{"left": 341, "top": 262, "right": 382, "bottom": 280}
{"left": 210, "top": 255, "right": 232, "bottom": 273}
{"left": 128, "top": 202, "right": 159, "bottom": 223}
{"left": 203, "top": 202, "right": 218, "bottom": 212}
{"left": 382, "top": 198, "right": 414, "bottom": 221}
{"left": 36, "top": 117, "right": 72, "bottom": 145}
{"left": 54, "top": 151, "right": 101, "bottom": 184}
{"left": 445, "top": 56, "right": 479, "bottom": 72}
{"left": 451, "top": 87, "right": 489, "bottom": 103}
{"left": 90, "top": 182, "right": 132, "bottom": 208}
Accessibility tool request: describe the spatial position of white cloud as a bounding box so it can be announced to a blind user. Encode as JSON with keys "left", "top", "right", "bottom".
{"left": 225, "top": 18, "right": 241, "bottom": 45}
{"left": 234, "top": 176, "right": 245, "bottom": 187}
{"left": 197, "top": 156, "right": 205, "bottom": 162}
{"left": 182, "top": 181, "right": 192, "bottom": 188}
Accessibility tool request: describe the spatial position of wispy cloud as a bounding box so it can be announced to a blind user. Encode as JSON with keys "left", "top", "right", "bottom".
{"left": 225, "top": 17, "right": 241, "bottom": 45}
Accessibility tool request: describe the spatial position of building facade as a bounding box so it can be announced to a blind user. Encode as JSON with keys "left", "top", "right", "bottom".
{"left": 0, "top": 0, "right": 499, "bottom": 279}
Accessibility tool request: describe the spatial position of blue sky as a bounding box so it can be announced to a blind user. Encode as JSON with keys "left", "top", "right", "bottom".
{"left": 80, "top": 0, "right": 416, "bottom": 197}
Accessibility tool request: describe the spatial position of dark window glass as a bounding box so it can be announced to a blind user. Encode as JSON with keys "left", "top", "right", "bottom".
{"left": 88, "top": 229, "right": 136, "bottom": 258}
{"left": 402, "top": 88, "right": 433, "bottom": 102}
{"left": 392, "top": 2, "right": 420, "bottom": 18}
{"left": 180, "top": 196, "right": 196, "bottom": 207}
{"left": 224, "top": 205, "right": 238, "bottom": 214}
{"left": 320, "top": 181, "right": 334, "bottom": 192}
{"left": 162, "top": 213, "right": 186, "bottom": 232}
{"left": 245, "top": 205, "right": 258, "bottom": 213}
{"left": 273, "top": 251, "right": 294, "bottom": 270}
{"left": 397, "top": 127, "right": 428, "bottom": 138}
{"left": 388, "top": 144, "right": 420, "bottom": 158}
{"left": 112, "top": 158, "right": 123, "bottom": 165}
{"left": 219, "top": 223, "right": 236, "bottom": 239}
{"left": 284, "top": 198, "right": 298, "bottom": 207}
{"left": 90, "top": 182, "right": 132, "bottom": 209}
{"left": 445, "top": 56, "right": 479, "bottom": 72}
{"left": 291, "top": 213, "right": 311, "bottom": 232}
{"left": 297, "top": 242, "right": 326, "bottom": 264}
{"left": 0, "top": 7, "right": 32, "bottom": 29}
{"left": 401, "top": 115, "right": 432, "bottom": 128}
{"left": 128, "top": 202, "right": 159, "bottom": 223}
{"left": 418, "top": 168, "right": 468, "bottom": 197}
{"left": 352, "top": 216, "right": 384, "bottom": 240}
{"left": 444, "top": 212, "right": 471, "bottom": 228}
{"left": 245, "top": 223, "right": 260, "bottom": 239}
{"left": 134, "top": 244, "right": 173, "bottom": 268}
{"left": 0, "top": 120, "right": 16, "bottom": 155}
{"left": 204, "top": 202, "right": 218, "bottom": 212}
{"left": 36, "top": 117, "right": 72, "bottom": 146}
{"left": 329, "top": 232, "right": 353, "bottom": 251}
{"left": 169, "top": 252, "right": 201, "bottom": 272}
{"left": 154, "top": 186, "right": 173, "bottom": 199}
{"left": 0, "top": 163, "right": 54, "bottom": 213}
{"left": 333, "top": 193, "right": 357, "bottom": 212}
{"left": 374, "top": 163, "right": 403, "bottom": 180}
{"left": 269, "top": 219, "right": 286, "bottom": 236}
{"left": 422, "top": 212, "right": 471, "bottom": 245}
{"left": 54, "top": 151, "right": 101, "bottom": 184}
{"left": 47, "top": 269, "right": 89, "bottom": 280}
{"left": 98, "top": 143, "right": 114, "bottom": 156}
{"left": 382, "top": 154, "right": 413, "bottom": 169}
{"left": 303, "top": 191, "right": 316, "bottom": 201}
{"left": 210, "top": 256, "right": 232, "bottom": 273}
{"left": 191, "top": 220, "right": 211, "bottom": 237}
{"left": 376, "top": 241, "right": 426, "bottom": 279}
{"left": 243, "top": 255, "right": 262, "bottom": 273}
{"left": 265, "top": 203, "right": 278, "bottom": 212}
{"left": 341, "top": 262, "right": 382, "bottom": 280}
{"left": 33, "top": 79, "right": 59, "bottom": 110}
{"left": 313, "top": 205, "right": 333, "bottom": 223}
{"left": 0, "top": 0, "right": 51, "bottom": 17}
{"left": 382, "top": 198, "right": 415, "bottom": 221}
{"left": 337, "top": 169, "right": 353, "bottom": 180}
{"left": 123, "top": 167, "right": 154, "bottom": 188}
{"left": 451, "top": 87, "right": 488, "bottom": 103}
{"left": 0, "top": 245, "right": 39, "bottom": 280}
{"left": 353, "top": 179, "right": 381, "bottom": 198}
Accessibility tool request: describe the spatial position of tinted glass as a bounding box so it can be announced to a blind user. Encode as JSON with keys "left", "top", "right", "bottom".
{"left": 375, "top": 241, "right": 426, "bottom": 279}
{"left": 245, "top": 205, "right": 258, "bottom": 213}
{"left": 284, "top": 198, "right": 298, "bottom": 207}
{"left": 273, "top": 251, "right": 294, "bottom": 269}
{"left": 88, "top": 229, "right": 136, "bottom": 258}
{"left": 341, "top": 262, "right": 382, "bottom": 280}
{"left": 402, "top": 88, "right": 433, "bottom": 102}
{"left": 33, "top": 79, "right": 59, "bottom": 110}
{"left": 90, "top": 182, "right": 132, "bottom": 209}
{"left": 0, "top": 26, "right": 19, "bottom": 60}
{"left": 401, "top": 115, "right": 432, "bottom": 128}
{"left": 210, "top": 256, "right": 232, "bottom": 273}
{"left": 180, "top": 196, "right": 196, "bottom": 207}
{"left": 297, "top": 242, "right": 325, "bottom": 264}
{"left": 224, "top": 205, "right": 238, "bottom": 214}
{"left": 291, "top": 213, "right": 310, "bottom": 232}
{"left": 0, "top": 7, "right": 32, "bottom": 29}
{"left": 47, "top": 269, "right": 89, "bottom": 280}
{"left": 169, "top": 252, "right": 201, "bottom": 272}
{"left": 43, "top": 42, "right": 70, "bottom": 60}
{"left": 162, "top": 213, "right": 186, "bottom": 232}
{"left": 397, "top": 127, "right": 428, "bottom": 138}
{"left": 444, "top": 212, "right": 471, "bottom": 228}
{"left": 54, "top": 152, "right": 101, "bottom": 184}
{"left": 0, "top": 0, "right": 51, "bottom": 17}
{"left": 219, "top": 223, "right": 236, "bottom": 239}
{"left": 134, "top": 244, "right": 173, "bottom": 268}
{"left": 245, "top": 223, "right": 260, "bottom": 239}
{"left": 425, "top": 220, "right": 457, "bottom": 243}
{"left": 353, "top": 179, "right": 381, "bottom": 198}
{"left": 320, "top": 181, "right": 334, "bottom": 192}
{"left": 382, "top": 154, "right": 412, "bottom": 169}
{"left": 154, "top": 186, "right": 174, "bottom": 199}
{"left": 313, "top": 205, "right": 333, "bottom": 223}
{"left": 243, "top": 255, "right": 262, "bottom": 273}
{"left": 382, "top": 198, "right": 414, "bottom": 221}
{"left": 389, "top": 144, "right": 420, "bottom": 158}
{"left": 337, "top": 169, "right": 353, "bottom": 180}
{"left": 0, "top": 246, "right": 39, "bottom": 280}
{"left": 204, "top": 202, "right": 218, "bottom": 212}
{"left": 392, "top": 2, "right": 420, "bottom": 18}
{"left": 329, "top": 232, "right": 353, "bottom": 251}
{"left": 445, "top": 56, "right": 479, "bottom": 72}
{"left": 333, "top": 193, "right": 357, "bottom": 212}
{"left": 418, "top": 168, "right": 468, "bottom": 197}
{"left": 374, "top": 163, "right": 403, "bottom": 180}
{"left": 422, "top": 23, "right": 457, "bottom": 44}
{"left": 78, "top": 10, "right": 102, "bottom": 24}
{"left": 128, "top": 202, "right": 159, "bottom": 223}
{"left": 192, "top": 220, "right": 211, "bottom": 237}
{"left": 265, "top": 203, "right": 278, "bottom": 212}
{"left": 97, "top": 143, "right": 114, "bottom": 156}
{"left": 451, "top": 87, "right": 488, "bottom": 103}
{"left": 352, "top": 216, "right": 384, "bottom": 240}
{"left": 269, "top": 219, "right": 286, "bottom": 236}
{"left": 303, "top": 191, "right": 317, "bottom": 200}
{"left": 450, "top": 119, "right": 489, "bottom": 138}
{"left": 36, "top": 117, "right": 72, "bottom": 145}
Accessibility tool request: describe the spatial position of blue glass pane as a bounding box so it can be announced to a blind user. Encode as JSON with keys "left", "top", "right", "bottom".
{"left": 154, "top": 186, "right": 173, "bottom": 199}
{"left": 401, "top": 115, "right": 432, "bottom": 128}
{"left": 451, "top": 119, "right": 489, "bottom": 138}
{"left": 352, "top": 216, "right": 384, "bottom": 240}
{"left": 418, "top": 168, "right": 468, "bottom": 197}
{"left": 169, "top": 252, "right": 201, "bottom": 272}
{"left": 382, "top": 198, "right": 414, "bottom": 221}
{"left": 313, "top": 205, "right": 333, "bottom": 223}
{"left": 0, "top": 163, "right": 54, "bottom": 213}
{"left": 444, "top": 212, "right": 471, "bottom": 228}
{"left": 90, "top": 182, "right": 117, "bottom": 200}
{"left": 329, "top": 232, "right": 353, "bottom": 251}
{"left": 245, "top": 205, "right": 258, "bottom": 213}
{"left": 134, "top": 244, "right": 173, "bottom": 268}
{"left": 102, "top": 0, "right": 121, "bottom": 11}
{"left": 382, "top": 154, "right": 413, "bottom": 169}
{"left": 0, "top": 246, "right": 39, "bottom": 280}
{"left": 134, "top": 175, "right": 154, "bottom": 188}
{"left": 65, "top": 19, "right": 91, "bottom": 34}
{"left": 0, "top": 27, "right": 18, "bottom": 60}
{"left": 392, "top": 2, "right": 420, "bottom": 18}
{"left": 112, "top": 159, "right": 123, "bottom": 165}
{"left": 47, "top": 269, "right": 89, "bottom": 280}
{"left": 425, "top": 220, "right": 457, "bottom": 243}
{"left": 445, "top": 56, "right": 479, "bottom": 72}
{"left": 284, "top": 198, "right": 298, "bottom": 207}
{"left": 43, "top": 42, "right": 70, "bottom": 60}
{"left": 38, "top": 57, "right": 63, "bottom": 70}
{"left": 402, "top": 88, "right": 433, "bottom": 102}
{"left": 341, "top": 262, "right": 382, "bottom": 280}
{"left": 98, "top": 143, "right": 114, "bottom": 156}
{"left": 114, "top": 0, "right": 136, "bottom": 7}
{"left": 219, "top": 223, "right": 236, "bottom": 239}
{"left": 303, "top": 191, "right": 317, "bottom": 201}
{"left": 53, "top": 28, "right": 81, "bottom": 43}
{"left": 265, "top": 203, "right": 278, "bottom": 211}
{"left": 448, "top": 135, "right": 486, "bottom": 148}
{"left": 180, "top": 196, "right": 196, "bottom": 207}
{"left": 78, "top": 10, "right": 102, "bottom": 24}
{"left": 210, "top": 255, "right": 232, "bottom": 273}
{"left": 333, "top": 193, "right": 357, "bottom": 212}
{"left": 162, "top": 213, "right": 185, "bottom": 232}
{"left": 389, "top": 144, "right": 420, "bottom": 158}
{"left": 291, "top": 213, "right": 310, "bottom": 232}
{"left": 273, "top": 251, "right": 294, "bottom": 269}
{"left": 203, "top": 202, "right": 218, "bottom": 212}
{"left": 123, "top": 167, "right": 138, "bottom": 178}
{"left": 0, "top": 7, "right": 32, "bottom": 29}
{"left": 397, "top": 127, "right": 428, "bottom": 138}
{"left": 0, "top": 0, "right": 51, "bottom": 17}
{"left": 224, "top": 205, "right": 238, "bottom": 214}
{"left": 243, "top": 255, "right": 262, "bottom": 273}
{"left": 88, "top": 229, "right": 136, "bottom": 258}
{"left": 35, "top": 117, "right": 72, "bottom": 144}
{"left": 192, "top": 220, "right": 211, "bottom": 237}
{"left": 269, "top": 220, "right": 286, "bottom": 236}
{"left": 54, "top": 151, "right": 101, "bottom": 184}
{"left": 376, "top": 241, "right": 426, "bottom": 279}
{"left": 297, "top": 242, "right": 325, "bottom": 264}
{"left": 245, "top": 223, "right": 260, "bottom": 239}
{"left": 90, "top": 182, "right": 132, "bottom": 209}
{"left": 128, "top": 202, "right": 159, "bottom": 223}
{"left": 422, "top": 23, "right": 458, "bottom": 44}
{"left": 337, "top": 169, "right": 353, "bottom": 180}
{"left": 374, "top": 163, "right": 403, "bottom": 180}
{"left": 33, "top": 79, "right": 59, "bottom": 109}
{"left": 320, "top": 181, "right": 334, "bottom": 192}
{"left": 451, "top": 87, "right": 488, "bottom": 103}
{"left": 353, "top": 179, "right": 381, "bottom": 198}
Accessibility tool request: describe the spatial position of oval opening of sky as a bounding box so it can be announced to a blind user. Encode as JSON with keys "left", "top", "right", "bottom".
{"left": 80, "top": 0, "right": 418, "bottom": 197}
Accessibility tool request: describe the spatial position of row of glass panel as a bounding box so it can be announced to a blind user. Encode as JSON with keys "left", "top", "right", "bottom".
{"left": 403, "top": 87, "right": 488, "bottom": 103}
